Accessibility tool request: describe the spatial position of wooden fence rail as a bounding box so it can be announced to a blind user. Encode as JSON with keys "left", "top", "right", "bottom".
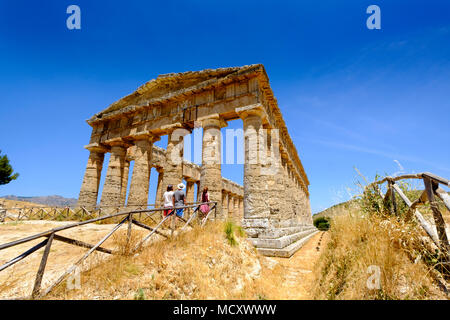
{"left": 0, "top": 202, "right": 217, "bottom": 299}
{"left": 0, "top": 202, "right": 207, "bottom": 223}
{"left": 0, "top": 202, "right": 207, "bottom": 222}
{"left": 365, "top": 172, "right": 449, "bottom": 258}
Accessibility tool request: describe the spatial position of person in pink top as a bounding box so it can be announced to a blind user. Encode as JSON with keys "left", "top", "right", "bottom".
{"left": 199, "top": 187, "right": 210, "bottom": 218}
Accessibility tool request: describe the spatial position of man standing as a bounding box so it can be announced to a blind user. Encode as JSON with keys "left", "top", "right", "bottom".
{"left": 173, "top": 183, "right": 186, "bottom": 221}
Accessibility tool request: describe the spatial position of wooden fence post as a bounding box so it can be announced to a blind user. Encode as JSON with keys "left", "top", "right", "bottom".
{"left": 388, "top": 180, "right": 398, "bottom": 216}
{"left": 127, "top": 213, "right": 133, "bottom": 247}
{"left": 32, "top": 233, "right": 54, "bottom": 299}
{"left": 423, "top": 176, "right": 450, "bottom": 256}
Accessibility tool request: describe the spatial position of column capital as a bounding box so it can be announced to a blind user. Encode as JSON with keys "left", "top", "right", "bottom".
{"left": 131, "top": 131, "right": 160, "bottom": 143}
{"left": 236, "top": 103, "right": 264, "bottom": 120}
{"left": 161, "top": 123, "right": 191, "bottom": 136}
{"left": 104, "top": 137, "right": 132, "bottom": 148}
{"left": 110, "top": 144, "right": 128, "bottom": 157}
{"left": 197, "top": 114, "right": 228, "bottom": 129}
{"left": 84, "top": 143, "right": 109, "bottom": 154}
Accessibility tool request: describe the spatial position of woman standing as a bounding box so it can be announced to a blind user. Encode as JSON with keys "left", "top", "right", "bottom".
{"left": 199, "top": 187, "right": 210, "bottom": 218}
{"left": 162, "top": 185, "right": 174, "bottom": 217}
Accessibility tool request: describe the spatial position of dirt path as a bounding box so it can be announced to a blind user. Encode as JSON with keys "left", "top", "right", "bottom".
{"left": 273, "top": 231, "right": 328, "bottom": 299}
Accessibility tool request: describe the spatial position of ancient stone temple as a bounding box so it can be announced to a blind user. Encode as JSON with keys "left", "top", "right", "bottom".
{"left": 78, "top": 64, "right": 316, "bottom": 257}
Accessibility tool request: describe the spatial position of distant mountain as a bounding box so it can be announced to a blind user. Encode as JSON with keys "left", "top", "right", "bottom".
{"left": 0, "top": 195, "right": 78, "bottom": 207}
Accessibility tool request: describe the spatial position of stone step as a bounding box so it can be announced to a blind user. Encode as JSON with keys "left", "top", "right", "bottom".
{"left": 257, "top": 230, "right": 320, "bottom": 258}
{"left": 249, "top": 228, "right": 317, "bottom": 249}
{"left": 258, "top": 226, "right": 315, "bottom": 239}
{"left": 271, "top": 218, "right": 302, "bottom": 228}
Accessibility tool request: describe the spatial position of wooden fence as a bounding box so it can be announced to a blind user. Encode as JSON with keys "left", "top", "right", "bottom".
{"left": 366, "top": 172, "right": 450, "bottom": 259}
{"left": 0, "top": 202, "right": 217, "bottom": 299}
{"left": 0, "top": 202, "right": 204, "bottom": 223}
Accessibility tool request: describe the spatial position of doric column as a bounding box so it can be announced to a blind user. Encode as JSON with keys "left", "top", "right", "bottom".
{"left": 100, "top": 143, "right": 128, "bottom": 207}
{"left": 77, "top": 145, "right": 107, "bottom": 209}
{"left": 289, "top": 164, "right": 301, "bottom": 220}
{"left": 162, "top": 128, "right": 187, "bottom": 190}
{"left": 222, "top": 191, "right": 229, "bottom": 217}
{"left": 199, "top": 114, "right": 227, "bottom": 217}
{"left": 237, "top": 105, "right": 268, "bottom": 219}
{"left": 281, "top": 152, "right": 294, "bottom": 219}
{"left": 239, "top": 197, "right": 244, "bottom": 218}
{"left": 306, "top": 197, "right": 313, "bottom": 224}
{"left": 232, "top": 196, "right": 238, "bottom": 219}
{"left": 154, "top": 168, "right": 164, "bottom": 207}
{"left": 228, "top": 194, "right": 234, "bottom": 216}
{"left": 120, "top": 159, "right": 130, "bottom": 206}
{"left": 127, "top": 135, "right": 159, "bottom": 207}
{"left": 196, "top": 181, "right": 201, "bottom": 202}
{"left": 186, "top": 179, "right": 195, "bottom": 203}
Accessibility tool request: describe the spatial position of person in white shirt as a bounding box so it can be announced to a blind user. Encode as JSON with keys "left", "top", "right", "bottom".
{"left": 162, "top": 185, "right": 174, "bottom": 217}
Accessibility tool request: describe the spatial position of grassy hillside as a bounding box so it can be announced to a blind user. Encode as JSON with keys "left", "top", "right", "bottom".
{"left": 46, "top": 221, "right": 296, "bottom": 300}
{"left": 313, "top": 199, "right": 359, "bottom": 220}
{"left": 312, "top": 184, "right": 449, "bottom": 300}
{"left": 312, "top": 211, "right": 448, "bottom": 299}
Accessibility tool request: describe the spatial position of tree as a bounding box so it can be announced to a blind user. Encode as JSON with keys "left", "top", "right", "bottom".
{"left": 0, "top": 150, "right": 19, "bottom": 185}
{"left": 313, "top": 216, "right": 330, "bottom": 231}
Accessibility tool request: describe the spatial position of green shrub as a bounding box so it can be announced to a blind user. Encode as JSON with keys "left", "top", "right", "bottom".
{"left": 134, "top": 288, "right": 146, "bottom": 300}
{"left": 314, "top": 216, "right": 330, "bottom": 231}
{"left": 224, "top": 220, "right": 238, "bottom": 246}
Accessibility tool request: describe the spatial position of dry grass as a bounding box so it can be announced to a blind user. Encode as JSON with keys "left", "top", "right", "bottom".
{"left": 46, "top": 220, "right": 289, "bottom": 300}
{"left": 312, "top": 206, "right": 448, "bottom": 300}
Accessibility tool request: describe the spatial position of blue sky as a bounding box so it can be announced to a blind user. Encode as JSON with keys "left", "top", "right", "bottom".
{"left": 0, "top": 0, "right": 449, "bottom": 213}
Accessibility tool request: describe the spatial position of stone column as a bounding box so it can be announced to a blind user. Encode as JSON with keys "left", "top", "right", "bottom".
{"left": 306, "top": 197, "right": 313, "bottom": 224}
{"left": 100, "top": 143, "right": 128, "bottom": 207}
{"left": 228, "top": 194, "right": 234, "bottom": 216}
{"left": 239, "top": 197, "right": 244, "bottom": 218}
{"left": 237, "top": 106, "right": 268, "bottom": 219}
{"left": 162, "top": 128, "right": 186, "bottom": 190}
{"left": 281, "top": 152, "right": 294, "bottom": 219}
{"left": 263, "top": 126, "right": 283, "bottom": 217}
{"left": 290, "top": 165, "right": 301, "bottom": 220}
{"left": 154, "top": 168, "right": 164, "bottom": 207}
{"left": 120, "top": 160, "right": 130, "bottom": 206}
{"left": 186, "top": 179, "right": 195, "bottom": 203}
{"left": 127, "top": 136, "right": 158, "bottom": 207}
{"left": 77, "top": 147, "right": 106, "bottom": 209}
{"left": 199, "top": 114, "right": 227, "bottom": 217}
{"left": 222, "top": 191, "right": 229, "bottom": 218}
{"left": 287, "top": 163, "right": 297, "bottom": 219}
{"left": 196, "top": 181, "right": 201, "bottom": 202}
{"left": 232, "top": 196, "right": 238, "bottom": 219}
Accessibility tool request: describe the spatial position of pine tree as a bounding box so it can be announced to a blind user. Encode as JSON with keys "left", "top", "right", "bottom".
{"left": 0, "top": 150, "right": 19, "bottom": 185}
